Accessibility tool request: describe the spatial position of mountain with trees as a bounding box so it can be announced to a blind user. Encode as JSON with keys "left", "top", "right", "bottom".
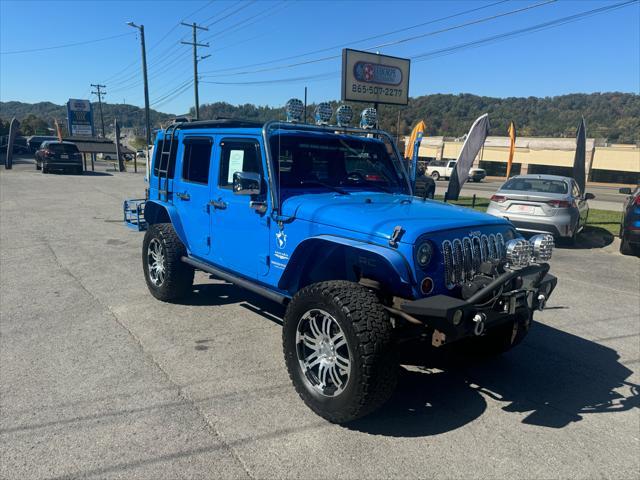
{"left": 0, "top": 101, "right": 172, "bottom": 136}
{"left": 195, "top": 92, "right": 640, "bottom": 144}
{"left": 2, "top": 92, "right": 638, "bottom": 143}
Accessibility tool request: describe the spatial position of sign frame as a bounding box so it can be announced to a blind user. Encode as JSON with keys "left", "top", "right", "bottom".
{"left": 66, "top": 99, "right": 95, "bottom": 137}
{"left": 341, "top": 48, "right": 410, "bottom": 106}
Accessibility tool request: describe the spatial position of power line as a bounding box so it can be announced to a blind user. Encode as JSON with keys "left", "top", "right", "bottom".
{"left": 1, "top": 31, "right": 134, "bottom": 55}
{"left": 201, "top": 0, "right": 287, "bottom": 43}
{"left": 102, "top": 1, "right": 215, "bottom": 85}
{"left": 180, "top": 22, "right": 209, "bottom": 119}
{"left": 201, "top": 71, "right": 337, "bottom": 86}
{"left": 151, "top": 80, "right": 195, "bottom": 109}
{"left": 204, "top": 0, "right": 637, "bottom": 89}
{"left": 201, "top": 0, "right": 511, "bottom": 75}
{"left": 205, "top": 0, "right": 256, "bottom": 27}
{"left": 90, "top": 84, "right": 107, "bottom": 137}
{"left": 411, "top": 0, "right": 638, "bottom": 62}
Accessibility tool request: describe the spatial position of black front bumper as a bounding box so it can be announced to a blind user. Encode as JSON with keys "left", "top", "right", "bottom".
{"left": 400, "top": 263, "right": 557, "bottom": 344}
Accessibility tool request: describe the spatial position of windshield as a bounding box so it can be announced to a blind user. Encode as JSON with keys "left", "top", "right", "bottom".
{"left": 270, "top": 133, "right": 409, "bottom": 196}
{"left": 49, "top": 143, "right": 79, "bottom": 154}
{"left": 502, "top": 177, "right": 568, "bottom": 194}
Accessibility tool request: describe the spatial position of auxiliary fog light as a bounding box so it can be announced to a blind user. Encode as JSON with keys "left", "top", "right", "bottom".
{"left": 505, "top": 239, "right": 533, "bottom": 268}
{"left": 335, "top": 104, "right": 353, "bottom": 127}
{"left": 314, "top": 102, "right": 333, "bottom": 125}
{"left": 360, "top": 108, "right": 377, "bottom": 129}
{"left": 530, "top": 234, "right": 554, "bottom": 261}
{"left": 285, "top": 98, "right": 304, "bottom": 122}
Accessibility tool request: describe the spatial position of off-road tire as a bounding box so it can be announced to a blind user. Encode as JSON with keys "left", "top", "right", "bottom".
{"left": 431, "top": 171, "right": 440, "bottom": 181}
{"left": 283, "top": 280, "right": 398, "bottom": 423}
{"left": 473, "top": 310, "right": 532, "bottom": 356}
{"left": 142, "top": 223, "right": 194, "bottom": 302}
{"left": 35, "top": 161, "right": 41, "bottom": 170}
{"left": 42, "top": 164, "right": 48, "bottom": 174}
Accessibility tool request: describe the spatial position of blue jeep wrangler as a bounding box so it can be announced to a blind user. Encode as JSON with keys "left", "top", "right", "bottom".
{"left": 137, "top": 102, "right": 557, "bottom": 423}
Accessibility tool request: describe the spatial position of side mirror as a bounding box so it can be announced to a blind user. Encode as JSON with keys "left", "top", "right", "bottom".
{"left": 584, "top": 192, "right": 595, "bottom": 200}
{"left": 619, "top": 187, "right": 632, "bottom": 195}
{"left": 232, "top": 171, "right": 262, "bottom": 195}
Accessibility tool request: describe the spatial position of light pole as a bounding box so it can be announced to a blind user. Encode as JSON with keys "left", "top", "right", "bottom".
{"left": 127, "top": 21, "right": 151, "bottom": 173}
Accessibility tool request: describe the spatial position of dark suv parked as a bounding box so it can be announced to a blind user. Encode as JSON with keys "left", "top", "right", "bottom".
{"left": 35, "top": 141, "right": 83, "bottom": 174}
{"left": 619, "top": 186, "right": 640, "bottom": 256}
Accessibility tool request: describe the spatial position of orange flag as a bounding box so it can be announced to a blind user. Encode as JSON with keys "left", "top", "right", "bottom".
{"left": 406, "top": 120, "right": 427, "bottom": 159}
{"left": 54, "top": 119, "right": 63, "bottom": 142}
{"left": 506, "top": 121, "right": 516, "bottom": 178}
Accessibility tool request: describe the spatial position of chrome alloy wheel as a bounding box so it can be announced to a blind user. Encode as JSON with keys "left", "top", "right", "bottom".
{"left": 147, "top": 238, "right": 166, "bottom": 286}
{"left": 296, "top": 309, "right": 351, "bottom": 397}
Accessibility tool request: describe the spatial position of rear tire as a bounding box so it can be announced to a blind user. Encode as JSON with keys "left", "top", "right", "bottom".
{"left": 283, "top": 280, "right": 397, "bottom": 423}
{"left": 35, "top": 161, "right": 41, "bottom": 170}
{"left": 431, "top": 171, "right": 440, "bottom": 181}
{"left": 620, "top": 234, "right": 637, "bottom": 256}
{"left": 142, "top": 223, "right": 194, "bottom": 302}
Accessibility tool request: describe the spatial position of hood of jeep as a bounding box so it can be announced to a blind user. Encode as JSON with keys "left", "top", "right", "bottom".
{"left": 281, "top": 192, "right": 510, "bottom": 244}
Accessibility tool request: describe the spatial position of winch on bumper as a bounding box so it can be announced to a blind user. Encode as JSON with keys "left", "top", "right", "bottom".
{"left": 399, "top": 262, "right": 557, "bottom": 346}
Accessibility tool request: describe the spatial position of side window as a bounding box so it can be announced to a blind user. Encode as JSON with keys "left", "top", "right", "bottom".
{"left": 181, "top": 137, "right": 212, "bottom": 184}
{"left": 218, "top": 139, "right": 262, "bottom": 188}
{"left": 152, "top": 136, "right": 178, "bottom": 179}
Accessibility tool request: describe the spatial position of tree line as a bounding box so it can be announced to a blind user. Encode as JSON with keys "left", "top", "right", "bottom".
{"left": 2, "top": 92, "right": 638, "bottom": 143}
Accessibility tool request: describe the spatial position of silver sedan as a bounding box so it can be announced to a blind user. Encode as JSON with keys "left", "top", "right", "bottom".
{"left": 486, "top": 174, "right": 595, "bottom": 242}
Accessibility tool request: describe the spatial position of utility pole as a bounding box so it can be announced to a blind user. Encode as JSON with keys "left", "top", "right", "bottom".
{"left": 127, "top": 21, "right": 151, "bottom": 173}
{"left": 180, "top": 22, "right": 209, "bottom": 120}
{"left": 90, "top": 83, "right": 106, "bottom": 137}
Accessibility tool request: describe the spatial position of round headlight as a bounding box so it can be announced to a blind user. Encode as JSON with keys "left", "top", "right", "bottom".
{"left": 530, "top": 234, "right": 554, "bottom": 261}
{"left": 505, "top": 239, "right": 533, "bottom": 268}
{"left": 416, "top": 241, "right": 433, "bottom": 268}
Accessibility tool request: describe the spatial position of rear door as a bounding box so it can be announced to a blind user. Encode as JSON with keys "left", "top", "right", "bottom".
{"left": 210, "top": 137, "right": 270, "bottom": 277}
{"left": 172, "top": 135, "right": 214, "bottom": 259}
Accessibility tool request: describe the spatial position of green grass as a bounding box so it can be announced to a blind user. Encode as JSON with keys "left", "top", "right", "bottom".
{"left": 432, "top": 195, "right": 622, "bottom": 236}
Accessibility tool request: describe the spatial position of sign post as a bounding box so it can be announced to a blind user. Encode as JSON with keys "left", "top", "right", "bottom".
{"left": 341, "top": 48, "right": 410, "bottom": 106}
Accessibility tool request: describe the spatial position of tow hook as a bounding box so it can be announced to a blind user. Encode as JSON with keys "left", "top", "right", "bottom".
{"left": 537, "top": 294, "right": 546, "bottom": 311}
{"left": 472, "top": 313, "right": 486, "bottom": 336}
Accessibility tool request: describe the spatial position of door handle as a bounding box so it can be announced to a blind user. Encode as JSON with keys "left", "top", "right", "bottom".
{"left": 209, "top": 199, "right": 227, "bottom": 210}
{"left": 176, "top": 192, "right": 190, "bottom": 201}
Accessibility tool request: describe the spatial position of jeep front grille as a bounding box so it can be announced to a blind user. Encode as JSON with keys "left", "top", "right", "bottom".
{"left": 442, "top": 233, "right": 506, "bottom": 289}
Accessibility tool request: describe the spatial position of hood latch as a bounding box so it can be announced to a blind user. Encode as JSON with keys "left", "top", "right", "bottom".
{"left": 389, "top": 225, "right": 405, "bottom": 248}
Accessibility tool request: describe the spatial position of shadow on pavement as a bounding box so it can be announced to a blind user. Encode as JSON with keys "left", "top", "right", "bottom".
{"left": 564, "top": 226, "right": 615, "bottom": 249}
{"left": 185, "top": 282, "right": 638, "bottom": 438}
{"left": 349, "top": 322, "right": 638, "bottom": 437}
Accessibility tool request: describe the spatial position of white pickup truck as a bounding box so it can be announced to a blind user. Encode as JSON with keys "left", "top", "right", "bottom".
{"left": 426, "top": 159, "right": 486, "bottom": 182}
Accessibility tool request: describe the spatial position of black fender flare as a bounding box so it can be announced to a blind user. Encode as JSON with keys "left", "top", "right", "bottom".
{"left": 278, "top": 235, "right": 415, "bottom": 297}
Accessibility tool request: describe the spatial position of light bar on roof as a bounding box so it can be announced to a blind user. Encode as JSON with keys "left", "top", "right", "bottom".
{"left": 285, "top": 98, "right": 304, "bottom": 123}
{"left": 335, "top": 104, "right": 353, "bottom": 127}
{"left": 360, "top": 108, "right": 377, "bottom": 129}
{"left": 314, "top": 102, "right": 333, "bottom": 125}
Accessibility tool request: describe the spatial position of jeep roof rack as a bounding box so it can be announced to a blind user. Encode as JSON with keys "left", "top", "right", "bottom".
{"left": 176, "top": 119, "right": 264, "bottom": 130}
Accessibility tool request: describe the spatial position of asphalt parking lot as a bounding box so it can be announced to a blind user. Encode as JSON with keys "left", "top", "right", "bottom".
{"left": 1, "top": 158, "right": 639, "bottom": 479}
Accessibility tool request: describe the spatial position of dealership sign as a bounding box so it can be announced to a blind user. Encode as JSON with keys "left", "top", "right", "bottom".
{"left": 66, "top": 99, "right": 95, "bottom": 137}
{"left": 341, "top": 49, "right": 410, "bottom": 106}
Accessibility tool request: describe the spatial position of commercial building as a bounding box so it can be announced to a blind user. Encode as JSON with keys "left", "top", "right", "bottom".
{"left": 408, "top": 136, "right": 640, "bottom": 185}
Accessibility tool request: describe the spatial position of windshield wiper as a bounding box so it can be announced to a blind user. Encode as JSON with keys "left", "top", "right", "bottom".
{"left": 299, "top": 179, "right": 350, "bottom": 195}
{"left": 360, "top": 181, "right": 393, "bottom": 193}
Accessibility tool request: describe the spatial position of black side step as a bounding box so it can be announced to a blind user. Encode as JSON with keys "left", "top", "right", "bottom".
{"left": 181, "top": 256, "right": 289, "bottom": 305}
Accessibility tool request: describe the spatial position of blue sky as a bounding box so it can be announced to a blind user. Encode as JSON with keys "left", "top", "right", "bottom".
{"left": 1, "top": 0, "right": 638, "bottom": 114}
